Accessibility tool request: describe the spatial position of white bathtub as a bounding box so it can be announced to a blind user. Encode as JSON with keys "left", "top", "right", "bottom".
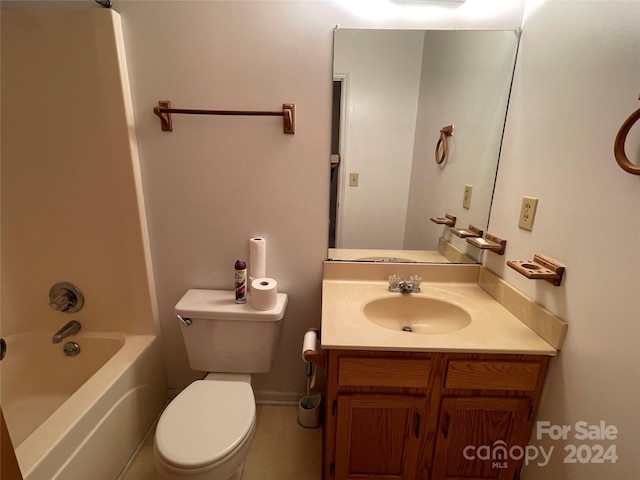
{"left": 1, "top": 331, "right": 166, "bottom": 480}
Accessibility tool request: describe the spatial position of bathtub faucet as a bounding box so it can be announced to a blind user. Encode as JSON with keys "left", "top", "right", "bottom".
{"left": 52, "top": 320, "right": 81, "bottom": 344}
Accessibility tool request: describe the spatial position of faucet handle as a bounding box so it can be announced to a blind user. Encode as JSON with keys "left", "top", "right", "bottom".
{"left": 50, "top": 292, "right": 73, "bottom": 311}
{"left": 388, "top": 275, "right": 401, "bottom": 292}
{"left": 409, "top": 275, "right": 422, "bottom": 292}
{"left": 49, "top": 282, "right": 84, "bottom": 313}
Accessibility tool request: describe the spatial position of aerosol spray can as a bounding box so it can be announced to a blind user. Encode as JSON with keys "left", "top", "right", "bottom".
{"left": 234, "top": 260, "right": 247, "bottom": 304}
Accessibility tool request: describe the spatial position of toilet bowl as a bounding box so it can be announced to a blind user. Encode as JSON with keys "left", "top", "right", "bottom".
{"left": 154, "top": 374, "right": 256, "bottom": 480}
{"left": 153, "top": 289, "right": 287, "bottom": 480}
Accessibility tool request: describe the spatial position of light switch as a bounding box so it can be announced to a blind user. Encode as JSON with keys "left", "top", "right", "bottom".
{"left": 349, "top": 173, "right": 359, "bottom": 187}
{"left": 463, "top": 185, "right": 473, "bottom": 209}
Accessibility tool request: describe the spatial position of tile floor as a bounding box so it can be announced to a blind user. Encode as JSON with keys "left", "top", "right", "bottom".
{"left": 121, "top": 405, "right": 322, "bottom": 480}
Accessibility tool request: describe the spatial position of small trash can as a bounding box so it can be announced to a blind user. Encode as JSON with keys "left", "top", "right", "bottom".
{"left": 298, "top": 394, "right": 322, "bottom": 428}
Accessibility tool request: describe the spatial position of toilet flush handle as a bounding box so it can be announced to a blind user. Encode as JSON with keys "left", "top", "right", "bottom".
{"left": 176, "top": 314, "right": 192, "bottom": 326}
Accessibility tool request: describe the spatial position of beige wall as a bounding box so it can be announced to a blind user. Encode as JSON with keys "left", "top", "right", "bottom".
{"left": 485, "top": 2, "right": 640, "bottom": 478}
{"left": 119, "top": 1, "right": 640, "bottom": 476}
{"left": 1, "top": 9, "right": 158, "bottom": 337}
{"left": 118, "top": 1, "right": 333, "bottom": 399}
{"left": 333, "top": 29, "right": 423, "bottom": 249}
{"left": 405, "top": 30, "right": 517, "bottom": 253}
{"left": 116, "top": 0, "right": 526, "bottom": 400}
{"left": 2, "top": 0, "right": 638, "bottom": 477}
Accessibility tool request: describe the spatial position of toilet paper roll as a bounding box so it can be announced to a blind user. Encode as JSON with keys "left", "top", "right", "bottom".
{"left": 249, "top": 237, "right": 267, "bottom": 280}
{"left": 301, "top": 330, "right": 318, "bottom": 389}
{"left": 301, "top": 330, "right": 318, "bottom": 361}
{"left": 250, "top": 277, "right": 277, "bottom": 311}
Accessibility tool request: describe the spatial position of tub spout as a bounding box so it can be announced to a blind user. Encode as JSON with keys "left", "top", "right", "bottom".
{"left": 52, "top": 320, "right": 81, "bottom": 344}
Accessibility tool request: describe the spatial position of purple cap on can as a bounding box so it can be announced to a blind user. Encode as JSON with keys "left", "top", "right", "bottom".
{"left": 235, "top": 260, "right": 246, "bottom": 270}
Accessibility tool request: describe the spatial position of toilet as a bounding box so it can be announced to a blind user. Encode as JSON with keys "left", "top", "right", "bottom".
{"left": 154, "top": 288, "right": 287, "bottom": 480}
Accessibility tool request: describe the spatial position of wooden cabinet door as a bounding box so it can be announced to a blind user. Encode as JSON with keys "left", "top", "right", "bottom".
{"left": 335, "top": 394, "right": 426, "bottom": 480}
{"left": 431, "top": 397, "right": 531, "bottom": 480}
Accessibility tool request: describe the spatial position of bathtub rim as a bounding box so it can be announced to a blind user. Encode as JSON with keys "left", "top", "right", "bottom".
{"left": 7, "top": 332, "right": 158, "bottom": 478}
{"left": 2, "top": 330, "right": 128, "bottom": 448}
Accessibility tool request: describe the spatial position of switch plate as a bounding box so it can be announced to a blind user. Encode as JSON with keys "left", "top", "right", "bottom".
{"left": 518, "top": 196, "right": 538, "bottom": 230}
{"left": 463, "top": 185, "right": 473, "bottom": 209}
{"left": 349, "top": 173, "right": 359, "bottom": 187}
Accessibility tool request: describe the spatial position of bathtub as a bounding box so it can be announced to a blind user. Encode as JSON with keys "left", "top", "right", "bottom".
{"left": 1, "top": 331, "right": 166, "bottom": 480}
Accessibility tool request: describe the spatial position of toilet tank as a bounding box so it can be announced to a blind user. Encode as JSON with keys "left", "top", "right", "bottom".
{"left": 175, "top": 289, "right": 287, "bottom": 373}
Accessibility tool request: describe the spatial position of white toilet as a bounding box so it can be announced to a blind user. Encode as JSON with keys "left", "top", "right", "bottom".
{"left": 154, "top": 289, "right": 287, "bottom": 480}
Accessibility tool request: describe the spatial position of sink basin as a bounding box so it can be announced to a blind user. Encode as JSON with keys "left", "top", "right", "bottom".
{"left": 363, "top": 296, "right": 472, "bottom": 334}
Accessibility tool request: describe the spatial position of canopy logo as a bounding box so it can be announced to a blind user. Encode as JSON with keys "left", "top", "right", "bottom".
{"left": 463, "top": 420, "right": 619, "bottom": 468}
{"left": 462, "top": 441, "right": 552, "bottom": 468}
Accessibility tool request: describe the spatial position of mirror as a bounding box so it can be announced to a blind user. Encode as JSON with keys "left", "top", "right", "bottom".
{"left": 329, "top": 29, "right": 519, "bottom": 263}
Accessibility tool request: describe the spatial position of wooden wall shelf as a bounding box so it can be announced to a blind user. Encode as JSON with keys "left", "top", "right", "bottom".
{"left": 507, "top": 254, "right": 565, "bottom": 286}
{"left": 450, "top": 225, "right": 483, "bottom": 238}
{"left": 467, "top": 233, "right": 507, "bottom": 255}
{"left": 430, "top": 213, "right": 456, "bottom": 227}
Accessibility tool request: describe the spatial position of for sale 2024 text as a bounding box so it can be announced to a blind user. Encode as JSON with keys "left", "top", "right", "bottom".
{"left": 463, "top": 421, "right": 619, "bottom": 468}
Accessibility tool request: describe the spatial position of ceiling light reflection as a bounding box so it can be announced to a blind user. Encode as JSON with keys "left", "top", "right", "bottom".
{"left": 334, "top": 0, "right": 515, "bottom": 23}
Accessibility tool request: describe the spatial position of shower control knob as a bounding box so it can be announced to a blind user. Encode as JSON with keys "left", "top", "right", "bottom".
{"left": 49, "top": 282, "right": 84, "bottom": 313}
{"left": 50, "top": 292, "right": 73, "bottom": 311}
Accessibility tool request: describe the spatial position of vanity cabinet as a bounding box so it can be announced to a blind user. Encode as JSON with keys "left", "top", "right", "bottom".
{"left": 335, "top": 393, "right": 426, "bottom": 479}
{"left": 328, "top": 355, "right": 433, "bottom": 480}
{"left": 432, "top": 397, "right": 531, "bottom": 479}
{"left": 324, "top": 350, "right": 550, "bottom": 480}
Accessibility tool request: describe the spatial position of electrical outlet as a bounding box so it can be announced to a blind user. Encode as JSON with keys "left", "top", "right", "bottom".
{"left": 463, "top": 185, "right": 473, "bottom": 209}
{"left": 518, "top": 196, "right": 538, "bottom": 230}
{"left": 349, "top": 173, "right": 359, "bottom": 187}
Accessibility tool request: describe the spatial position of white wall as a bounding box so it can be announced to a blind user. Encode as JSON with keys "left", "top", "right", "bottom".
{"left": 485, "top": 1, "right": 640, "bottom": 478}
{"left": 117, "top": 1, "right": 333, "bottom": 398}
{"left": 405, "top": 30, "right": 517, "bottom": 253}
{"left": 117, "top": 1, "right": 638, "bottom": 476}
{"left": 5, "top": 0, "right": 639, "bottom": 477}
{"left": 116, "top": 0, "right": 526, "bottom": 399}
{"left": 334, "top": 29, "right": 424, "bottom": 249}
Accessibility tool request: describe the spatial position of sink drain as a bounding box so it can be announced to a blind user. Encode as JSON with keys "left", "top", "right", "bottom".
{"left": 63, "top": 342, "right": 81, "bottom": 357}
{"left": 402, "top": 326, "right": 413, "bottom": 332}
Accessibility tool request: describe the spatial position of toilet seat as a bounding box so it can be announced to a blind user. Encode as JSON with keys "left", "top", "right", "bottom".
{"left": 155, "top": 379, "right": 256, "bottom": 470}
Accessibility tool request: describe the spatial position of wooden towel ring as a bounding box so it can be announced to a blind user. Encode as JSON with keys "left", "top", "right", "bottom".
{"left": 614, "top": 102, "right": 640, "bottom": 175}
{"left": 435, "top": 125, "right": 454, "bottom": 165}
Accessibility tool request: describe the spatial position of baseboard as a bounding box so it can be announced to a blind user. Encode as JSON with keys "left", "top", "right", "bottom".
{"left": 170, "top": 386, "right": 309, "bottom": 406}
{"left": 254, "top": 389, "right": 306, "bottom": 406}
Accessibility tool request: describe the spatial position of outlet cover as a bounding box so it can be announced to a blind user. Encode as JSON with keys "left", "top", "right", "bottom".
{"left": 518, "top": 196, "right": 538, "bottom": 230}
{"left": 463, "top": 185, "right": 473, "bottom": 209}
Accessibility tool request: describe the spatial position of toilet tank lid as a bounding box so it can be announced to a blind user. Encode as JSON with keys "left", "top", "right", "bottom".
{"left": 175, "top": 289, "right": 288, "bottom": 321}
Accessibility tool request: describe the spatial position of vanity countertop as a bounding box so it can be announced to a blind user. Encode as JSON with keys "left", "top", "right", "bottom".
{"left": 321, "top": 264, "right": 559, "bottom": 355}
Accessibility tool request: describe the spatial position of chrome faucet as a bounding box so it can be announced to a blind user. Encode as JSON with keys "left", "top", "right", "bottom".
{"left": 388, "top": 275, "right": 422, "bottom": 293}
{"left": 52, "top": 320, "right": 81, "bottom": 344}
